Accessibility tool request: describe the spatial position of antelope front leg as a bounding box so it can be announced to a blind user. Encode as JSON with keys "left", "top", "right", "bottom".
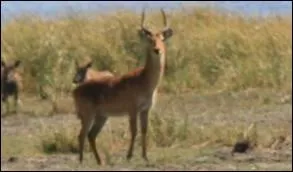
{"left": 2, "top": 95, "right": 9, "bottom": 114}
{"left": 126, "top": 110, "right": 138, "bottom": 160}
{"left": 1, "top": 99, "right": 5, "bottom": 115}
{"left": 13, "top": 92, "right": 19, "bottom": 113}
{"left": 140, "top": 109, "right": 150, "bottom": 161}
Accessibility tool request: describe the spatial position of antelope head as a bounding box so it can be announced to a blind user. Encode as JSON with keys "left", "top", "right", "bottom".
{"left": 73, "top": 60, "right": 93, "bottom": 84}
{"left": 138, "top": 8, "right": 174, "bottom": 56}
{"left": 1, "top": 60, "right": 21, "bottom": 83}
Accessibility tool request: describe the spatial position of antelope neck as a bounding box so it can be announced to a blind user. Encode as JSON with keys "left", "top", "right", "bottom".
{"left": 143, "top": 49, "right": 166, "bottom": 92}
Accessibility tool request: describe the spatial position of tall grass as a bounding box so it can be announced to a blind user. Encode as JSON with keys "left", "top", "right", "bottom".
{"left": 1, "top": 7, "right": 292, "bottom": 99}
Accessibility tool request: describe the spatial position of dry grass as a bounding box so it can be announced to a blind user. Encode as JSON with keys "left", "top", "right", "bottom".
{"left": 1, "top": 7, "right": 292, "bottom": 112}
{"left": 1, "top": 90, "right": 291, "bottom": 170}
{"left": 1, "top": 88, "right": 292, "bottom": 170}
{"left": 1, "top": 6, "right": 292, "bottom": 170}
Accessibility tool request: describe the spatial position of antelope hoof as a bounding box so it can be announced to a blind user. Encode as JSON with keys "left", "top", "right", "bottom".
{"left": 96, "top": 159, "right": 102, "bottom": 165}
{"left": 143, "top": 155, "right": 149, "bottom": 162}
{"left": 79, "top": 156, "right": 83, "bottom": 164}
{"left": 126, "top": 153, "right": 133, "bottom": 161}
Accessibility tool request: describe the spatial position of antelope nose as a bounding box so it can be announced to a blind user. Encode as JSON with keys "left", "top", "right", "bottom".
{"left": 153, "top": 48, "right": 160, "bottom": 54}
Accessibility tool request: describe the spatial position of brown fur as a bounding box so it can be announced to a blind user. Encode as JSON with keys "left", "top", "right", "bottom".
{"left": 73, "top": 8, "right": 174, "bottom": 165}
{"left": 1, "top": 59, "right": 22, "bottom": 113}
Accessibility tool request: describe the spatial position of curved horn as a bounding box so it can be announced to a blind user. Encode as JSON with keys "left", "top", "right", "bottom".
{"left": 139, "top": 7, "right": 152, "bottom": 36}
{"left": 161, "top": 8, "right": 169, "bottom": 30}
{"left": 141, "top": 7, "right": 146, "bottom": 29}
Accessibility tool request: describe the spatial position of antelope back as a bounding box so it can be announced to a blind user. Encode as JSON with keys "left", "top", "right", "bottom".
{"left": 73, "top": 59, "right": 114, "bottom": 84}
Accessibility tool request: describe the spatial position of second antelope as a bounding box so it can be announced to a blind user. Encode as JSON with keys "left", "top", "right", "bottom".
{"left": 73, "top": 58, "right": 114, "bottom": 84}
{"left": 73, "top": 8, "right": 174, "bottom": 165}
{"left": 1, "top": 59, "right": 22, "bottom": 114}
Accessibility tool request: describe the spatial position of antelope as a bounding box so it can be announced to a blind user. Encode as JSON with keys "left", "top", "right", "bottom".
{"left": 72, "top": 8, "right": 173, "bottom": 165}
{"left": 73, "top": 58, "right": 114, "bottom": 84}
{"left": 1, "top": 59, "right": 22, "bottom": 114}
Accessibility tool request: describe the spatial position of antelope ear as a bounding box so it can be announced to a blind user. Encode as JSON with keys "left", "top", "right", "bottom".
{"left": 14, "top": 60, "right": 21, "bottom": 68}
{"left": 162, "top": 28, "right": 173, "bottom": 41}
{"left": 1, "top": 60, "right": 5, "bottom": 67}
{"left": 86, "top": 61, "right": 93, "bottom": 69}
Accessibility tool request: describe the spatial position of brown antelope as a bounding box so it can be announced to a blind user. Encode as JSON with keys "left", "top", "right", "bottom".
{"left": 73, "top": 58, "right": 114, "bottom": 84}
{"left": 1, "top": 59, "right": 22, "bottom": 113}
{"left": 72, "top": 8, "right": 173, "bottom": 165}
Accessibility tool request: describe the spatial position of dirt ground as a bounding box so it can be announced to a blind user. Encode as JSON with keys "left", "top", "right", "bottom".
{"left": 1, "top": 90, "right": 292, "bottom": 171}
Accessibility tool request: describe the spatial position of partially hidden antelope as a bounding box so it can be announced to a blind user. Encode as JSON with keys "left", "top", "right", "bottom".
{"left": 72, "top": 8, "right": 173, "bottom": 165}
{"left": 1, "top": 59, "right": 22, "bottom": 114}
{"left": 73, "top": 58, "right": 114, "bottom": 84}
